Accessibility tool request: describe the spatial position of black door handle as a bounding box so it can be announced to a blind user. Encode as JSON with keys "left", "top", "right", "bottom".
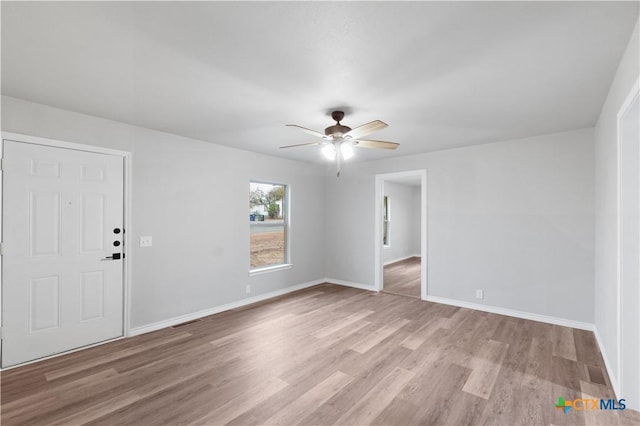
{"left": 102, "top": 253, "right": 124, "bottom": 260}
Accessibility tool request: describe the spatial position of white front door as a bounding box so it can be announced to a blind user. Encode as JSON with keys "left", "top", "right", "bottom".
{"left": 2, "top": 140, "right": 125, "bottom": 367}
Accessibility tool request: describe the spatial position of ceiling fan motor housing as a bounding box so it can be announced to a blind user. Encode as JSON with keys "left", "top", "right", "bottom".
{"left": 325, "top": 110, "right": 351, "bottom": 137}
{"left": 325, "top": 124, "right": 351, "bottom": 137}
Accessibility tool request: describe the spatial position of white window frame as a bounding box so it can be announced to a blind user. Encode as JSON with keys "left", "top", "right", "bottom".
{"left": 249, "top": 180, "right": 291, "bottom": 275}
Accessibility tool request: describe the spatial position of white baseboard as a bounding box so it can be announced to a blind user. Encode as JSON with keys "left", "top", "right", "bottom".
{"left": 130, "top": 278, "right": 326, "bottom": 336}
{"left": 383, "top": 254, "right": 421, "bottom": 266}
{"left": 325, "top": 278, "right": 378, "bottom": 292}
{"left": 593, "top": 326, "right": 620, "bottom": 398}
{"left": 425, "top": 295, "right": 594, "bottom": 331}
{"left": 1, "top": 335, "right": 126, "bottom": 371}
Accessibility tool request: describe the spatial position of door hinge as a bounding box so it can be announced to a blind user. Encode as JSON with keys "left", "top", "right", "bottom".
{"left": 0, "top": 158, "right": 4, "bottom": 171}
{"left": 0, "top": 243, "right": 4, "bottom": 255}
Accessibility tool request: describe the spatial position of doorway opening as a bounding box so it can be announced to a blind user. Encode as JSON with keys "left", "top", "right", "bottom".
{"left": 374, "top": 170, "right": 427, "bottom": 299}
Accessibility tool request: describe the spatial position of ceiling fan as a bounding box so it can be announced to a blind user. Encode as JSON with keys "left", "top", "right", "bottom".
{"left": 281, "top": 111, "right": 399, "bottom": 176}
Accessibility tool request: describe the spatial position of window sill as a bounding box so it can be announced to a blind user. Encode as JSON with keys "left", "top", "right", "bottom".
{"left": 249, "top": 264, "right": 292, "bottom": 276}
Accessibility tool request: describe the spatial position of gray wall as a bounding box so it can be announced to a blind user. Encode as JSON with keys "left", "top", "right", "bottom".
{"left": 594, "top": 19, "right": 639, "bottom": 392}
{"left": 1, "top": 96, "right": 327, "bottom": 329}
{"left": 383, "top": 181, "right": 420, "bottom": 264}
{"left": 326, "top": 128, "right": 595, "bottom": 323}
{"left": 2, "top": 95, "right": 598, "bottom": 329}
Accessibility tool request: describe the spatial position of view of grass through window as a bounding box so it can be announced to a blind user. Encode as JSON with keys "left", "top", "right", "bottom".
{"left": 250, "top": 181, "right": 287, "bottom": 269}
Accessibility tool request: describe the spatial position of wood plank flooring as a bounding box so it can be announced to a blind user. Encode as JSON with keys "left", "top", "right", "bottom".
{"left": 2, "top": 284, "right": 639, "bottom": 425}
{"left": 383, "top": 256, "right": 421, "bottom": 298}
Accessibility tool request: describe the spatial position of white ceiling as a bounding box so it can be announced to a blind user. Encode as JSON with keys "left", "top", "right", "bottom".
{"left": 2, "top": 2, "right": 638, "bottom": 164}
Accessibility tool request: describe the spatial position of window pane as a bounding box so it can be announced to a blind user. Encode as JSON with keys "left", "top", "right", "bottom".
{"left": 383, "top": 221, "right": 389, "bottom": 246}
{"left": 383, "top": 196, "right": 390, "bottom": 246}
{"left": 383, "top": 196, "right": 388, "bottom": 220}
{"left": 250, "top": 181, "right": 287, "bottom": 269}
{"left": 250, "top": 224, "right": 285, "bottom": 268}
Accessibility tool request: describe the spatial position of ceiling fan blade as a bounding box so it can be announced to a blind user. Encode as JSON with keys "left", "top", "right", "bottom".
{"left": 279, "top": 142, "right": 322, "bottom": 149}
{"left": 285, "top": 124, "right": 328, "bottom": 139}
{"left": 343, "top": 120, "right": 388, "bottom": 140}
{"left": 352, "top": 139, "right": 400, "bottom": 150}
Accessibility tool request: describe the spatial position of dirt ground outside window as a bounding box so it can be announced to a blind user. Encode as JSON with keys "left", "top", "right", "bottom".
{"left": 250, "top": 230, "right": 285, "bottom": 268}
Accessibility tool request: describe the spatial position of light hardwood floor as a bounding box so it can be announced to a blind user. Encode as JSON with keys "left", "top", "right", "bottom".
{"left": 2, "top": 284, "right": 638, "bottom": 425}
{"left": 383, "top": 256, "right": 421, "bottom": 298}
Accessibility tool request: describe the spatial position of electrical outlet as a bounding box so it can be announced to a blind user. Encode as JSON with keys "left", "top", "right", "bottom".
{"left": 476, "top": 289, "right": 484, "bottom": 300}
{"left": 246, "top": 284, "right": 251, "bottom": 294}
{"left": 139, "top": 236, "right": 153, "bottom": 247}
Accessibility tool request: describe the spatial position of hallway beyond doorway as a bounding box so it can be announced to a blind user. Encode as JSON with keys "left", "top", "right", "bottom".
{"left": 383, "top": 256, "right": 421, "bottom": 299}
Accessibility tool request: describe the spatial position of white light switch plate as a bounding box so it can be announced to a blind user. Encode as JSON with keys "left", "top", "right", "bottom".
{"left": 140, "top": 236, "right": 153, "bottom": 247}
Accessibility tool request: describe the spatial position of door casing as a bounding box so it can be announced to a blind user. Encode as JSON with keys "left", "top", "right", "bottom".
{"left": 0, "top": 131, "right": 133, "bottom": 370}
{"left": 616, "top": 78, "right": 640, "bottom": 409}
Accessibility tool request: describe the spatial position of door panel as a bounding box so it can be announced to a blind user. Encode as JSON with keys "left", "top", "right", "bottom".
{"left": 80, "top": 271, "right": 105, "bottom": 321}
{"left": 30, "top": 191, "right": 61, "bottom": 256}
{"left": 29, "top": 275, "right": 60, "bottom": 332}
{"left": 81, "top": 194, "right": 105, "bottom": 252}
{"left": 2, "top": 140, "right": 125, "bottom": 367}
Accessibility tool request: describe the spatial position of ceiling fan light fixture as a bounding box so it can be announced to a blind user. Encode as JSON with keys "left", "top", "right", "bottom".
{"left": 340, "top": 142, "right": 354, "bottom": 160}
{"left": 322, "top": 143, "right": 337, "bottom": 160}
{"left": 283, "top": 111, "right": 398, "bottom": 176}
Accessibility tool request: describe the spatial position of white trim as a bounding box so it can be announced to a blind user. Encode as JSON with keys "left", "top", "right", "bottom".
{"left": 130, "top": 278, "right": 325, "bottom": 336}
{"left": 420, "top": 175, "right": 427, "bottom": 301}
{"left": 248, "top": 263, "right": 293, "bottom": 276}
{"left": 383, "top": 254, "right": 421, "bottom": 266}
{"left": 0, "top": 135, "right": 4, "bottom": 366}
{"left": 615, "top": 77, "right": 639, "bottom": 398}
{"left": 0, "top": 132, "right": 134, "bottom": 364}
{"left": 1, "top": 132, "right": 130, "bottom": 157}
{"left": 325, "top": 278, "right": 378, "bottom": 292}
{"left": 374, "top": 170, "right": 428, "bottom": 300}
{"left": 594, "top": 325, "right": 620, "bottom": 398}
{"left": 123, "top": 151, "right": 133, "bottom": 336}
{"left": 425, "top": 295, "right": 594, "bottom": 331}
{"left": 615, "top": 118, "right": 622, "bottom": 404}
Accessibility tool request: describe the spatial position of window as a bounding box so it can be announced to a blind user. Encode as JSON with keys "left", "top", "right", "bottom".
{"left": 249, "top": 181, "right": 288, "bottom": 272}
{"left": 383, "top": 195, "right": 390, "bottom": 246}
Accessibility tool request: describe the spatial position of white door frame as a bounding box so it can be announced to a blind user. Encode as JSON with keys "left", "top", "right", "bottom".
{"left": 374, "top": 169, "right": 427, "bottom": 299}
{"left": 0, "top": 132, "right": 133, "bottom": 368}
{"left": 616, "top": 78, "right": 640, "bottom": 401}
